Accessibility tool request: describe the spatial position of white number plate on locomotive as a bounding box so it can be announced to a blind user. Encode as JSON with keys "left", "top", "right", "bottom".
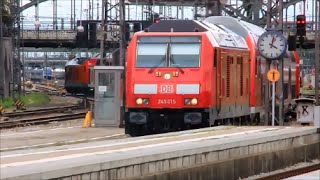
{"left": 157, "top": 99, "right": 177, "bottom": 105}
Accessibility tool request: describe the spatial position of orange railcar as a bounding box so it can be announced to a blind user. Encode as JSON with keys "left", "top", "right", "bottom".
{"left": 65, "top": 57, "right": 97, "bottom": 95}
{"left": 204, "top": 17, "right": 300, "bottom": 120}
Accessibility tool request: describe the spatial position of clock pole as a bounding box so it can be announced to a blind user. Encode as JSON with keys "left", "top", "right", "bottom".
{"left": 278, "top": 0, "right": 284, "bottom": 126}
{"left": 258, "top": 30, "right": 287, "bottom": 126}
{"left": 315, "top": 0, "right": 319, "bottom": 106}
{"left": 264, "top": 0, "right": 272, "bottom": 125}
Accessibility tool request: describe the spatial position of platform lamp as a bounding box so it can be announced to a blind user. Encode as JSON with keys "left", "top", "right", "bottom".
{"left": 124, "top": 0, "right": 131, "bottom": 5}
{"left": 34, "top": 19, "right": 41, "bottom": 40}
{"left": 34, "top": 20, "right": 41, "bottom": 42}
{"left": 34, "top": 20, "right": 41, "bottom": 28}
{"left": 77, "top": 25, "right": 84, "bottom": 32}
{"left": 77, "top": 0, "right": 84, "bottom": 33}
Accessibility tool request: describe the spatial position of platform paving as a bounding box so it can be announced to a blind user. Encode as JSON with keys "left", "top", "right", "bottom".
{"left": 1, "top": 126, "right": 319, "bottom": 180}
{"left": 0, "top": 126, "right": 125, "bottom": 151}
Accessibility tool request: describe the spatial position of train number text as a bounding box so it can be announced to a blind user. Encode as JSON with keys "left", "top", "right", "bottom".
{"left": 157, "top": 99, "right": 176, "bottom": 105}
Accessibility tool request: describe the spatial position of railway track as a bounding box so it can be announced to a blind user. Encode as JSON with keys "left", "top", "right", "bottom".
{"left": 2, "top": 105, "right": 83, "bottom": 118}
{"left": 256, "top": 163, "right": 320, "bottom": 180}
{"left": 0, "top": 111, "right": 87, "bottom": 129}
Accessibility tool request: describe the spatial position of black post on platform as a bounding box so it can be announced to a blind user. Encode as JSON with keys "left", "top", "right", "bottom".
{"left": 315, "top": 0, "right": 319, "bottom": 105}
{"left": 0, "top": 0, "right": 3, "bottom": 99}
{"left": 119, "top": 0, "right": 127, "bottom": 128}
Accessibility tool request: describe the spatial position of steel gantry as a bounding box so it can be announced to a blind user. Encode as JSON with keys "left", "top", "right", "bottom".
{"left": 19, "top": 0, "right": 314, "bottom": 27}
{"left": 4, "top": 0, "right": 319, "bottom": 102}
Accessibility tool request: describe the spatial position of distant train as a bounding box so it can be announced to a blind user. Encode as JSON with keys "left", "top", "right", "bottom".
{"left": 64, "top": 52, "right": 119, "bottom": 95}
{"left": 23, "top": 59, "right": 66, "bottom": 82}
{"left": 64, "top": 57, "right": 97, "bottom": 95}
{"left": 24, "top": 67, "right": 55, "bottom": 82}
{"left": 124, "top": 16, "right": 300, "bottom": 136}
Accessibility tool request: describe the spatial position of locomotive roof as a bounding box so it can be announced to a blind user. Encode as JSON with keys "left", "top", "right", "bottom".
{"left": 147, "top": 20, "right": 208, "bottom": 32}
{"left": 144, "top": 19, "right": 248, "bottom": 49}
{"left": 203, "top": 16, "right": 265, "bottom": 40}
{"left": 65, "top": 57, "right": 88, "bottom": 66}
{"left": 203, "top": 16, "right": 296, "bottom": 58}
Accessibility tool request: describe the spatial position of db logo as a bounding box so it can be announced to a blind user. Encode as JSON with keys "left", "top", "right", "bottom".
{"left": 159, "top": 85, "right": 174, "bottom": 94}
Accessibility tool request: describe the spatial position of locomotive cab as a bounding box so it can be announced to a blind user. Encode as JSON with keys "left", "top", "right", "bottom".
{"left": 126, "top": 34, "right": 208, "bottom": 135}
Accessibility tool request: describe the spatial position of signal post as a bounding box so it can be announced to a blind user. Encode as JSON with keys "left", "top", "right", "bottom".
{"left": 267, "top": 69, "right": 280, "bottom": 126}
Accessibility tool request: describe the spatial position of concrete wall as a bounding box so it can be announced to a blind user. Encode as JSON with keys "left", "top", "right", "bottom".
{"left": 0, "top": 37, "right": 13, "bottom": 98}
{"left": 136, "top": 142, "right": 320, "bottom": 180}
{"left": 5, "top": 128, "right": 319, "bottom": 180}
{"left": 57, "top": 134, "right": 320, "bottom": 180}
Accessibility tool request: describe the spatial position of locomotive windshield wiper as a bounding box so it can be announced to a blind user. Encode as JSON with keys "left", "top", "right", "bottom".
{"left": 170, "top": 55, "right": 184, "bottom": 74}
{"left": 148, "top": 56, "right": 166, "bottom": 74}
{"left": 148, "top": 43, "right": 169, "bottom": 74}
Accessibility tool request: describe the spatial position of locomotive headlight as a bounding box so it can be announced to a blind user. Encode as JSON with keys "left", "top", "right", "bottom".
{"left": 191, "top": 98, "right": 198, "bottom": 105}
{"left": 184, "top": 98, "right": 191, "bottom": 105}
{"left": 136, "top": 98, "right": 143, "bottom": 104}
{"left": 143, "top": 98, "right": 149, "bottom": 104}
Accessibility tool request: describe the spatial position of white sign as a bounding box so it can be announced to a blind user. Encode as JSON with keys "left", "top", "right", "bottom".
{"left": 98, "top": 86, "right": 107, "bottom": 92}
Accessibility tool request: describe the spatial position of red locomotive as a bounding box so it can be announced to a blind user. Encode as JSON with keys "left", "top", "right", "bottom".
{"left": 124, "top": 17, "right": 300, "bottom": 136}
{"left": 125, "top": 17, "right": 299, "bottom": 135}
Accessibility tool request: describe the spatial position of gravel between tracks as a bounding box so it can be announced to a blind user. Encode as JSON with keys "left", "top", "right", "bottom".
{"left": 0, "top": 119, "right": 84, "bottom": 134}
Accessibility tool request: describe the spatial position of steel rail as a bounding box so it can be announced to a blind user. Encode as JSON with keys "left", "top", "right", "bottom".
{"left": 2, "top": 105, "right": 83, "bottom": 118}
{"left": 255, "top": 163, "right": 320, "bottom": 180}
{"left": 0, "top": 112, "right": 86, "bottom": 129}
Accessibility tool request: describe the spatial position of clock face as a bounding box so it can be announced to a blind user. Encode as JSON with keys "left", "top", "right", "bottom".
{"left": 257, "top": 31, "right": 287, "bottom": 60}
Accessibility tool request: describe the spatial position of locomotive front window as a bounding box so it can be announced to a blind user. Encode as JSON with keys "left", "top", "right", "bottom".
{"left": 136, "top": 43, "right": 168, "bottom": 67}
{"left": 170, "top": 43, "right": 200, "bottom": 68}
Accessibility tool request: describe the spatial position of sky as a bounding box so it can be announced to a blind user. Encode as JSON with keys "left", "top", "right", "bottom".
{"left": 20, "top": 0, "right": 318, "bottom": 30}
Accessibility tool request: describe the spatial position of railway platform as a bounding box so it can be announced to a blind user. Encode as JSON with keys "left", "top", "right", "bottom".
{"left": 0, "top": 126, "right": 125, "bottom": 151}
{"left": 1, "top": 126, "right": 319, "bottom": 180}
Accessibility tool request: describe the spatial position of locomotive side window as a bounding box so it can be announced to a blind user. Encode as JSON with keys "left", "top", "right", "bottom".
{"left": 284, "top": 83, "right": 289, "bottom": 99}
{"left": 238, "top": 56, "right": 244, "bottom": 96}
{"left": 170, "top": 43, "right": 200, "bottom": 68}
{"left": 226, "top": 56, "right": 231, "bottom": 97}
{"left": 136, "top": 43, "right": 168, "bottom": 67}
{"left": 213, "top": 49, "right": 217, "bottom": 67}
{"left": 255, "top": 58, "right": 258, "bottom": 76}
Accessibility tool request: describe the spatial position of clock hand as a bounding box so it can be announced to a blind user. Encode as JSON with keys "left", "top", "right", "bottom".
{"left": 269, "top": 43, "right": 278, "bottom": 49}
{"left": 271, "top": 36, "right": 276, "bottom": 44}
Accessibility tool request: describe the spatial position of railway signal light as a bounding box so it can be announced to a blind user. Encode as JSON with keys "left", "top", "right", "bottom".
{"left": 296, "top": 15, "right": 306, "bottom": 36}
